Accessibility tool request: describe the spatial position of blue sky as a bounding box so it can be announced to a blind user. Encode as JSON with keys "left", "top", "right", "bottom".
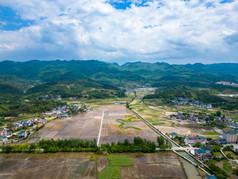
{"left": 0, "top": 0, "right": 237, "bottom": 64}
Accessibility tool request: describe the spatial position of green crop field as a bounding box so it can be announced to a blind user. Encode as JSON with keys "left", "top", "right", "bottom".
{"left": 99, "top": 155, "right": 133, "bottom": 179}
{"left": 203, "top": 131, "right": 220, "bottom": 135}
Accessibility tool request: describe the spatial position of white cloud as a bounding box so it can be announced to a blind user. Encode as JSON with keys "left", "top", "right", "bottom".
{"left": 0, "top": 0, "right": 238, "bottom": 63}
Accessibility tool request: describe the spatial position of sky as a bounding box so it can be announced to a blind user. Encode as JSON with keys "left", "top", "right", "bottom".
{"left": 0, "top": 0, "right": 238, "bottom": 64}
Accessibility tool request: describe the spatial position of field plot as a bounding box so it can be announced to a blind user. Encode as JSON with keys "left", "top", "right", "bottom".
{"left": 97, "top": 152, "right": 187, "bottom": 179}
{"left": 131, "top": 102, "right": 171, "bottom": 126}
{"left": 157, "top": 120, "right": 216, "bottom": 136}
{"left": 32, "top": 110, "right": 103, "bottom": 141}
{"left": 0, "top": 153, "right": 95, "bottom": 179}
{"left": 131, "top": 100, "right": 216, "bottom": 137}
{"left": 31, "top": 104, "right": 158, "bottom": 145}
{"left": 98, "top": 105, "right": 158, "bottom": 145}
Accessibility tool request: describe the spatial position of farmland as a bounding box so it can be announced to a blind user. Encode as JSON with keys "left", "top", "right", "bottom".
{"left": 97, "top": 152, "right": 187, "bottom": 179}
{"left": 0, "top": 152, "right": 187, "bottom": 179}
{"left": 0, "top": 153, "right": 95, "bottom": 179}
{"left": 130, "top": 99, "right": 215, "bottom": 137}
{"left": 99, "top": 155, "right": 133, "bottom": 179}
{"left": 28, "top": 104, "right": 158, "bottom": 144}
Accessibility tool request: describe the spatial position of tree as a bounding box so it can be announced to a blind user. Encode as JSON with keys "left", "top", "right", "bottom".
{"left": 134, "top": 137, "right": 144, "bottom": 146}
{"left": 216, "top": 111, "right": 221, "bottom": 117}
{"left": 233, "top": 169, "right": 238, "bottom": 176}
{"left": 193, "top": 142, "right": 202, "bottom": 147}
{"left": 223, "top": 145, "right": 234, "bottom": 151}
{"left": 157, "top": 136, "right": 164, "bottom": 147}
{"left": 124, "top": 139, "right": 129, "bottom": 146}
{"left": 126, "top": 102, "right": 130, "bottom": 109}
{"left": 210, "top": 145, "right": 221, "bottom": 152}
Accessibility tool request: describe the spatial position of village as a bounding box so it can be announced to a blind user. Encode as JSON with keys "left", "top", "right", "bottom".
{"left": 172, "top": 97, "right": 212, "bottom": 109}
{"left": 0, "top": 102, "right": 91, "bottom": 144}
{"left": 167, "top": 103, "right": 238, "bottom": 165}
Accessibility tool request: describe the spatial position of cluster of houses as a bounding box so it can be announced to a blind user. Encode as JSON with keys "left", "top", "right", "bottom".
{"left": 0, "top": 103, "right": 91, "bottom": 144}
{"left": 214, "top": 117, "right": 238, "bottom": 130}
{"left": 45, "top": 104, "right": 91, "bottom": 118}
{"left": 195, "top": 146, "right": 213, "bottom": 160}
{"left": 170, "top": 112, "right": 209, "bottom": 125}
{"left": 184, "top": 136, "right": 207, "bottom": 145}
{"left": 172, "top": 97, "right": 212, "bottom": 109}
{"left": 0, "top": 118, "right": 46, "bottom": 143}
{"left": 215, "top": 81, "right": 238, "bottom": 87}
{"left": 36, "top": 94, "right": 63, "bottom": 100}
{"left": 35, "top": 94, "right": 79, "bottom": 101}
{"left": 170, "top": 112, "right": 238, "bottom": 130}
{"left": 171, "top": 129, "right": 238, "bottom": 161}
{"left": 172, "top": 129, "right": 238, "bottom": 146}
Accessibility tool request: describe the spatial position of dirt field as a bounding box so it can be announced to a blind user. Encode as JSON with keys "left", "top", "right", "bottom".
{"left": 29, "top": 104, "right": 158, "bottom": 145}
{"left": 99, "top": 105, "right": 158, "bottom": 144}
{"left": 97, "top": 152, "right": 187, "bottom": 179}
{"left": 0, "top": 153, "right": 95, "bottom": 179}
{"left": 156, "top": 120, "right": 215, "bottom": 136}
{"left": 30, "top": 110, "right": 102, "bottom": 142}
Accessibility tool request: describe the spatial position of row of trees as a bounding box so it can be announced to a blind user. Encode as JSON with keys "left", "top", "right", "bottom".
{"left": 100, "top": 138, "right": 156, "bottom": 153}
{"left": 0, "top": 137, "right": 158, "bottom": 154}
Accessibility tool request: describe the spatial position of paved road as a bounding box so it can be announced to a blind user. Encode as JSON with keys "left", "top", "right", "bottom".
{"left": 129, "top": 97, "right": 210, "bottom": 172}
{"left": 97, "top": 110, "right": 105, "bottom": 146}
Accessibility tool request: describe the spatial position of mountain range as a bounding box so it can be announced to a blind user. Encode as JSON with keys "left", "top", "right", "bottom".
{"left": 0, "top": 60, "right": 238, "bottom": 96}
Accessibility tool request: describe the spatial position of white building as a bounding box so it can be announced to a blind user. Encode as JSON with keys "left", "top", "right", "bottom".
{"left": 223, "top": 131, "right": 237, "bottom": 143}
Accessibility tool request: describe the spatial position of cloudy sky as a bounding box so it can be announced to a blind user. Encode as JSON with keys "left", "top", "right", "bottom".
{"left": 0, "top": 0, "right": 237, "bottom": 64}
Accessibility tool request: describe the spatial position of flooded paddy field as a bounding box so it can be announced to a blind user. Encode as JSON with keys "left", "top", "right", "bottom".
{"left": 0, "top": 152, "right": 188, "bottom": 179}
{"left": 31, "top": 104, "right": 158, "bottom": 145}
{"left": 97, "top": 152, "right": 187, "bottom": 179}
{"left": 0, "top": 153, "right": 95, "bottom": 179}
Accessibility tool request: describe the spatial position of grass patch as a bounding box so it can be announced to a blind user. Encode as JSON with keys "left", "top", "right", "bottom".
{"left": 203, "top": 131, "right": 220, "bottom": 135}
{"left": 223, "top": 160, "right": 232, "bottom": 172}
{"left": 46, "top": 117, "right": 57, "bottom": 122}
{"left": 151, "top": 122, "right": 165, "bottom": 125}
{"left": 170, "top": 123, "right": 175, "bottom": 127}
{"left": 131, "top": 102, "right": 168, "bottom": 123}
{"left": 213, "top": 152, "right": 222, "bottom": 158}
{"left": 204, "top": 135, "right": 220, "bottom": 140}
{"left": 90, "top": 154, "right": 95, "bottom": 161}
{"left": 99, "top": 155, "right": 133, "bottom": 179}
{"left": 224, "top": 151, "right": 238, "bottom": 159}
{"left": 226, "top": 112, "right": 238, "bottom": 122}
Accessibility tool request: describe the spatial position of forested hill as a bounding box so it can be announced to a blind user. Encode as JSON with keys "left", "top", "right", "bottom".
{"left": 0, "top": 60, "right": 238, "bottom": 91}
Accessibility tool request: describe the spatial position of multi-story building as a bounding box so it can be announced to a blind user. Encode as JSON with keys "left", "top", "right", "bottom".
{"left": 223, "top": 130, "right": 237, "bottom": 143}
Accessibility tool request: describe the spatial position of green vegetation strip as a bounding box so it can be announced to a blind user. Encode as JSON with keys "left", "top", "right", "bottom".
{"left": 117, "top": 119, "right": 141, "bottom": 130}
{"left": 99, "top": 155, "right": 133, "bottom": 179}
{"left": 203, "top": 131, "right": 220, "bottom": 135}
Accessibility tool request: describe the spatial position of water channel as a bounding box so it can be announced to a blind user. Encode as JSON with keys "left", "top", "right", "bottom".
{"left": 179, "top": 157, "right": 202, "bottom": 179}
